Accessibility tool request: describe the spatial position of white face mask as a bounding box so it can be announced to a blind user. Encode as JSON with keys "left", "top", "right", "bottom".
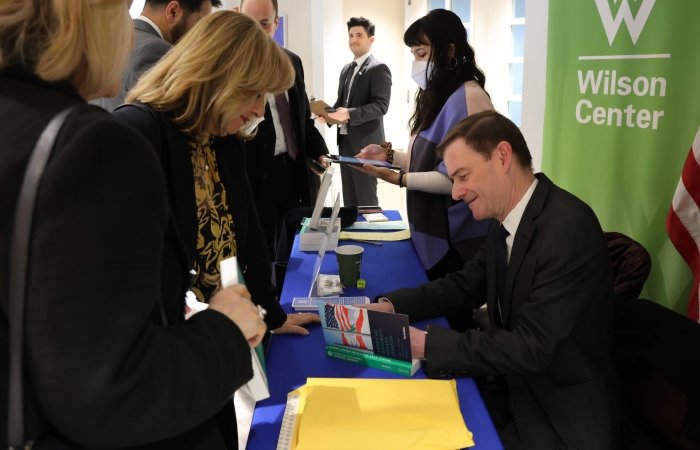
{"left": 238, "top": 116, "right": 265, "bottom": 138}
{"left": 411, "top": 60, "right": 433, "bottom": 90}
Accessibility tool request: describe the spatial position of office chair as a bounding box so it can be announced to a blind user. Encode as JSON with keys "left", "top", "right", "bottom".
{"left": 616, "top": 298, "right": 700, "bottom": 450}
{"left": 604, "top": 231, "right": 651, "bottom": 308}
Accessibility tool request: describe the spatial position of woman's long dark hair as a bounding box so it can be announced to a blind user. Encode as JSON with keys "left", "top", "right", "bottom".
{"left": 404, "top": 8, "right": 487, "bottom": 135}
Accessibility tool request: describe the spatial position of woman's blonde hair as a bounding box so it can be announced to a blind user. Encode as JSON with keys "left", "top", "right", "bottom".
{"left": 0, "top": 0, "right": 132, "bottom": 100}
{"left": 127, "top": 11, "right": 295, "bottom": 139}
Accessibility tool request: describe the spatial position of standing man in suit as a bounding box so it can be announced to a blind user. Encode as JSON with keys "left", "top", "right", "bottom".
{"left": 94, "top": 0, "right": 219, "bottom": 111}
{"left": 238, "top": 0, "right": 330, "bottom": 260}
{"left": 367, "top": 111, "right": 626, "bottom": 449}
{"left": 327, "top": 17, "right": 392, "bottom": 207}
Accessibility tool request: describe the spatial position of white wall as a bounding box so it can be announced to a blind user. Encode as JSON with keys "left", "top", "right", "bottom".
{"left": 272, "top": 0, "right": 409, "bottom": 210}
{"left": 469, "top": 0, "right": 511, "bottom": 115}
{"left": 222, "top": 0, "right": 547, "bottom": 209}
{"left": 340, "top": 0, "right": 408, "bottom": 149}
{"left": 520, "top": 0, "right": 547, "bottom": 171}
{"left": 338, "top": 0, "right": 408, "bottom": 210}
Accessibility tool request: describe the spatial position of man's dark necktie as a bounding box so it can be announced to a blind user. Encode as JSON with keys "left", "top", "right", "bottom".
{"left": 274, "top": 92, "right": 298, "bottom": 160}
{"left": 495, "top": 224, "right": 510, "bottom": 328}
{"left": 343, "top": 61, "right": 357, "bottom": 107}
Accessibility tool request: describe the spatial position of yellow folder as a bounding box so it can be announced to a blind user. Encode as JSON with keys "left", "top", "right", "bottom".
{"left": 284, "top": 378, "right": 474, "bottom": 449}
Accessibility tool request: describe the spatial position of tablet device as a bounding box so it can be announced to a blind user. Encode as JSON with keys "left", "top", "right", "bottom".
{"left": 329, "top": 155, "right": 401, "bottom": 171}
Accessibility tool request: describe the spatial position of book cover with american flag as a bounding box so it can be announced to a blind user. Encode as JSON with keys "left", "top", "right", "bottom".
{"left": 319, "top": 303, "right": 412, "bottom": 362}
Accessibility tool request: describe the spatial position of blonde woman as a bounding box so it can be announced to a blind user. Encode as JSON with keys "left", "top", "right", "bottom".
{"left": 114, "top": 11, "right": 320, "bottom": 336}
{"left": 1, "top": 1, "right": 265, "bottom": 449}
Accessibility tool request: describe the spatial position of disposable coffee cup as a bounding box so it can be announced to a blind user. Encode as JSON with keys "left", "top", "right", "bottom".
{"left": 335, "top": 245, "right": 364, "bottom": 287}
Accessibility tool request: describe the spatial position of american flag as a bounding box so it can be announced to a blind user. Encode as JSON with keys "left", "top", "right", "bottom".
{"left": 666, "top": 125, "right": 700, "bottom": 322}
{"left": 324, "top": 303, "right": 340, "bottom": 329}
{"left": 324, "top": 304, "right": 365, "bottom": 332}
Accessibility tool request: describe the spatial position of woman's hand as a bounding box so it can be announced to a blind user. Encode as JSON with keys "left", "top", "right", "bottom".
{"left": 209, "top": 285, "right": 267, "bottom": 347}
{"left": 351, "top": 163, "right": 402, "bottom": 185}
{"left": 271, "top": 313, "right": 321, "bottom": 336}
{"left": 356, "top": 144, "right": 387, "bottom": 161}
{"left": 309, "top": 155, "right": 330, "bottom": 175}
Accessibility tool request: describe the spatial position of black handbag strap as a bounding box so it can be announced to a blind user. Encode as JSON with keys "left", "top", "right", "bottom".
{"left": 8, "top": 107, "right": 77, "bottom": 449}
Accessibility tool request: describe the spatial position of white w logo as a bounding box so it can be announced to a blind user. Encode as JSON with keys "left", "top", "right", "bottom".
{"left": 594, "top": 0, "right": 655, "bottom": 45}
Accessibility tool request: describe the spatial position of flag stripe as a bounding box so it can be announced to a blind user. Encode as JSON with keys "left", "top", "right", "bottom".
{"left": 667, "top": 125, "right": 700, "bottom": 322}
{"left": 667, "top": 207, "right": 699, "bottom": 270}
{"left": 677, "top": 141, "right": 700, "bottom": 213}
{"left": 335, "top": 306, "right": 351, "bottom": 330}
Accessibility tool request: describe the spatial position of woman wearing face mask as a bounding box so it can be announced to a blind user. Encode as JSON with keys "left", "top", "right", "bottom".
{"left": 114, "top": 11, "right": 319, "bottom": 335}
{"left": 356, "top": 8, "right": 494, "bottom": 281}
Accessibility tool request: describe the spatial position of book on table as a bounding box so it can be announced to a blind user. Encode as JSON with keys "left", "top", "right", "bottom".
{"left": 318, "top": 302, "right": 420, "bottom": 376}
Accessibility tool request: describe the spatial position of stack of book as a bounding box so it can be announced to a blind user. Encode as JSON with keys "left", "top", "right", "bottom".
{"left": 318, "top": 302, "right": 420, "bottom": 376}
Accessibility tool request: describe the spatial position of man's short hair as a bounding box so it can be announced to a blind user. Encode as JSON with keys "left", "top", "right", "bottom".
{"left": 347, "top": 17, "right": 375, "bottom": 37}
{"left": 146, "top": 0, "right": 223, "bottom": 13}
{"left": 239, "top": 0, "right": 278, "bottom": 16}
{"left": 437, "top": 110, "right": 533, "bottom": 169}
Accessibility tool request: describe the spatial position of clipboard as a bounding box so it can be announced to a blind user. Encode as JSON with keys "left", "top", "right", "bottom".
{"left": 309, "top": 99, "right": 342, "bottom": 125}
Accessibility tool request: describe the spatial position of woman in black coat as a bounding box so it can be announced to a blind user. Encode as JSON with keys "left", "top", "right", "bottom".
{"left": 0, "top": 2, "right": 264, "bottom": 448}
{"left": 114, "top": 11, "right": 319, "bottom": 335}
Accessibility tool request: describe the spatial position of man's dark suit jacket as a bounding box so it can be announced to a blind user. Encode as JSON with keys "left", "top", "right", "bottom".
{"left": 113, "top": 104, "right": 288, "bottom": 331}
{"left": 94, "top": 19, "right": 170, "bottom": 111}
{"left": 385, "top": 174, "right": 625, "bottom": 449}
{"left": 333, "top": 54, "right": 391, "bottom": 153}
{"left": 1, "top": 70, "right": 251, "bottom": 449}
{"left": 245, "top": 50, "right": 328, "bottom": 207}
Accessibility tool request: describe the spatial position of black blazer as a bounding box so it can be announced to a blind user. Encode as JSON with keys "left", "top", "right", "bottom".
{"left": 386, "top": 174, "right": 625, "bottom": 449}
{"left": 112, "top": 104, "right": 287, "bottom": 330}
{"left": 0, "top": 70, "right": 251, "bottom": 448}
{"left": 333, "top": 55, "right": 392, "bottom": 153}
{"left": 245, "top": 49, "right": 328, "bottom": 206}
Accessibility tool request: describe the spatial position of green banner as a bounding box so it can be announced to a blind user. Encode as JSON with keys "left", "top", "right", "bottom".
{"left": 542, "top": 0, "right": 700, "bottom": 313}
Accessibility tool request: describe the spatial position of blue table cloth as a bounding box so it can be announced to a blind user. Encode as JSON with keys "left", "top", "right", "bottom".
{"left": 246, "top": 211, "right": 502, "bottom": 449}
